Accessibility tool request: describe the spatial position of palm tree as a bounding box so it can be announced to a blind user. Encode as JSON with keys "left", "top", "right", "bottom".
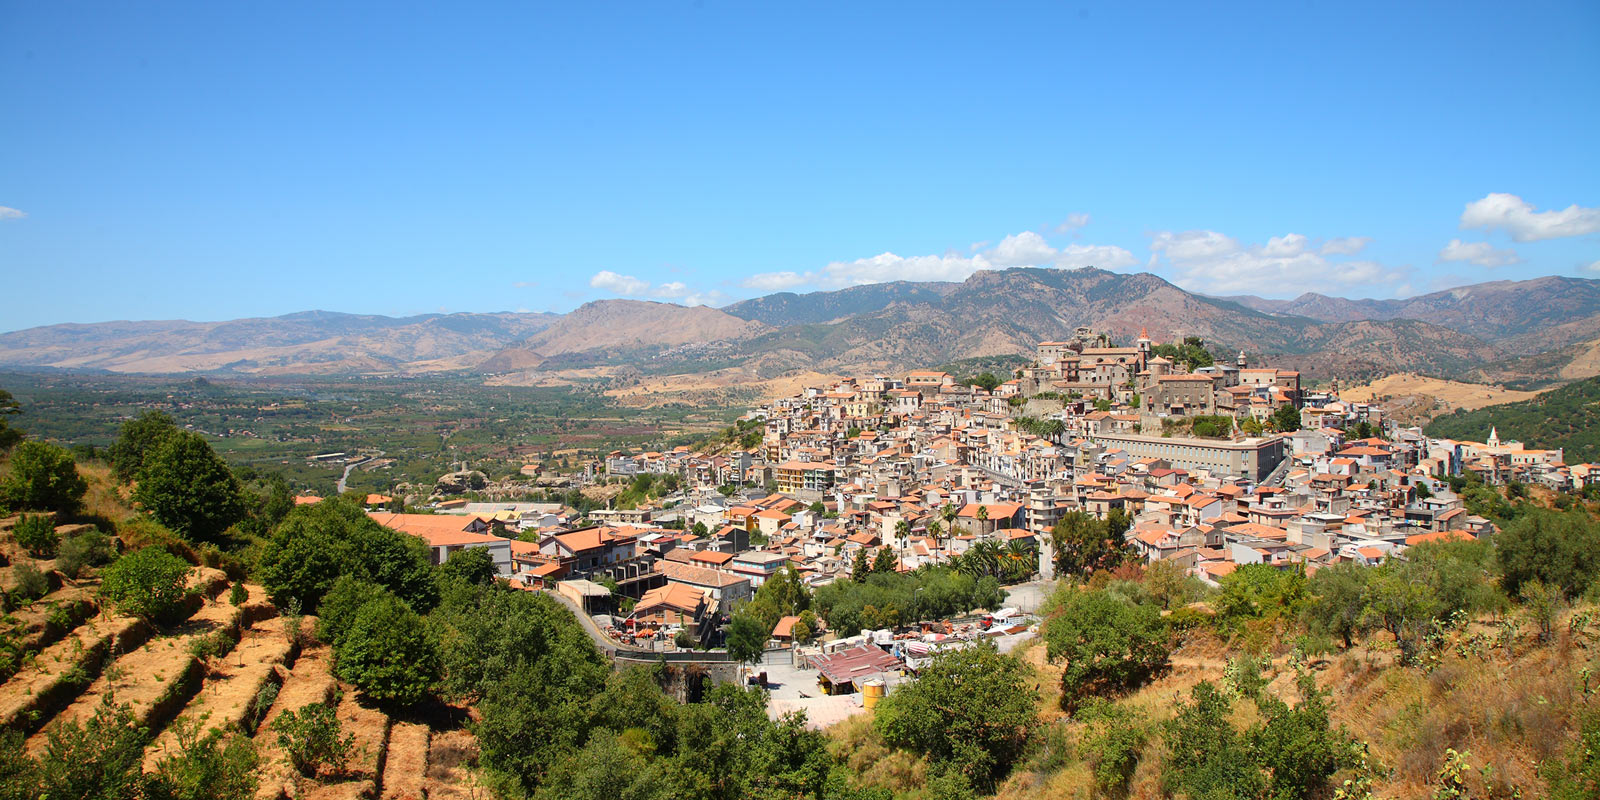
{"left": 894, "top": 519, "right": 911, "bottom": 563}
{"left": 926, "top": 520, "right": 943, "bottom": 551}
{"left": 942, "top": 503, "right": 959, "bottom": 539}
{"left": 1039, "top": 418, "right": 1065, "bottom": 443}
{"left": 1004, "top": 539, "right": 1035, "bottom": 580}
{"left": 976, "top": 504, "right": 990, "bottom": 538}
{"left": 968, "top": 540, "right": 1002, "bottom": 577}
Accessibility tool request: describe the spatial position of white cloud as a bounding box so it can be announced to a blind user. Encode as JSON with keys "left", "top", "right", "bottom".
{"left": 740, "top": 271, "right": 813, "bottom": 291}
{"left": 1262, "top": 233, "right": 1309, "bottom": 258}
{"left": 1320, "top": 236, "right": 1370, "bottom": 256}
{"left": 1149, "top": 229, "right": 1406, "bottom": 295}
{"left": 1436, "top": 238, "right": 1520, "bottom": 268}
{"left": 819, "top": 252, "right": 995, "bottom": 287}
{"left": 589, "top": 270, "right": 651, "bottom": 295}
{"left": 1053, "top": 212, "right": 1090, "bottom": 233}
{"left": 1054, "top": 243, "right": 1139, "bottom": 270}
{"left": 1460, "top": 192, "right": 1600, "bottom": 242}
{"left": 588, "top": 270, "right": 725, "bottom": 306}
{"left": 513, "top": 280, "right": 539, "bottom": 288}
{"left": 741, "top": 227, "right": 1138, "bottom": 292}
{"left": 652, "top": 281, "right": 689, "bottom": 298}
{"left": 1581, "top": 260, "right": 1600, "bottom": 275}
{"left": 989, "top": 231, "right": 1058, "bottom": 267}
{"left": 0, "top": 206, "right": 24, "bottom": 221}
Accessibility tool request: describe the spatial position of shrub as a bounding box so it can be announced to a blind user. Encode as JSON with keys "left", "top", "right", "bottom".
{"left": 315, "top": 577, "right": 392, "bottom": 647}
{"left": 228, "top": 582, "right": 247, "bottom": 607}
{"left": 0, "top": 441, "right": 87, "bottom": 514}
{"left": 333, "top": 593, "right": 438, "bottom": 707}
{"left": 143, "top": 717, "right": 259, "bottom": 800}
{"left": 1544, "top": 709, "right": 1600, "bottom": 800}
{"left": 271, "top": 702, "right": 353, "bottom": 776}
{"left": 246, "top": 681, "right": 279, "bottom": 735}
{"left": 10, "top": 694, "right": 148, "bottom": 799}
{"left": 56, "top": 529, "right": 114, "bottom": 578}
{"left": 12, "top": 514, "right": 58, "bottom": 558}
{"left": 9, "top": 562, "right": 50, "bottom": 607}
{"left": 98, "top": 545, "right": 191, "bottom": 622}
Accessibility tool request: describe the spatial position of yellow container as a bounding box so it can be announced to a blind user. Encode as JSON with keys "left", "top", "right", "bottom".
{"left": 862, "top": 680, "right": 886, "bottom": 709}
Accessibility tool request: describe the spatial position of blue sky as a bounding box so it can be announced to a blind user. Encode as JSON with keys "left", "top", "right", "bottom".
{"left": 2, "top": 1, "right": 1598, "bottom": 331}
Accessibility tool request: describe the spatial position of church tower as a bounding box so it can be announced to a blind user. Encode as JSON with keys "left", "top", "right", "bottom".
{"left": 1237, "top": 350, "right": 1247, "bottom": 369}
{"left": 1487, "top": 426, "right": 1500, "bottom": 448}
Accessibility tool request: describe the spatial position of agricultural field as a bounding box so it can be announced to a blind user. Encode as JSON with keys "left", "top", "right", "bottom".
{"left": 0, "top": 372, "right": 739, "bottom": 495}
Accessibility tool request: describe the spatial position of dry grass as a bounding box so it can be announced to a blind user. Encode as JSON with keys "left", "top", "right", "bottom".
{"left": 906, "top": 605, "right": 1600, "bottom": 799}
{"left": 75, "top": 461, "right": 136, "bottom": 530}
{"left": 826, "top": 713, "right": 931, "bottom": 795}
{"left": 380, "top": 722, "right": 430, "bottom": 800}
{"left": 1339, "top": 373, "right": 1546, "bottom": 424}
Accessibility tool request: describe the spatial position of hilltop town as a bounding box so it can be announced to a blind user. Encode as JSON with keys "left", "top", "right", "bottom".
{"left": 359, "top": 329, "right": 1586, "bottom": 670}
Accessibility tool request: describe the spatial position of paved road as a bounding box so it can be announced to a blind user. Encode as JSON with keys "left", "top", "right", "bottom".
{"left": 1003, "top": 579, "right": 1057, "bottom": 614}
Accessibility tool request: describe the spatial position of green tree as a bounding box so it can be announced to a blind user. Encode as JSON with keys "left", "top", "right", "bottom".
{"left": 438, "top": 547, "right": 498, "bottom": 587}
{"left": 726, "top": 611, "right": 769, "bottom": 666}
{"left": 315, "top": 576, "right": 394, "bottom": 647}
{"left": 0, "top": 441, "right": 86, "bottom": 515}
{"left": 1051, "top": 511, "right": 1129, "bottom": 578}
{"left": 1360, "top": 562, "right": 1440, "bottom": 664}
{"left": 1271, "top": 404, "right": 1303, "bottom": 433}
{"left": 875, "top": 643, "right": 1039, "bottom": 791}
{"left": 99, "top": 545, "right": 192, "bottom": 623}
{"left": 334, "top": 593, "right": 439, "bottom": 707}
{"left": 0, "top": 388, "right": 22, "bottom": 451}
{"left": 133, "top": 431, "right": 249, "bottom": 543}
{"left": 1303, "top": 561, "right": 1371, "bottom": 648}
{"left": 108, "top": 410, "right": 179, "bottom": 482}
{"left": 1216, "top": 564, "right": 1308, "bottom": 627}
{"left": 871, "top": 546, "right": 896, "bottom": 574}
{"left": 1044, "top": 588, "right": 1170, "bottom": 711}
{"left": 970, "top": 372, "right": 1001, "bottom": 392}
{"left": 1496, "top": 508, "right": 1600, "bottom": 599}
{"left": 258, "top": 499, "right": 436, "bottom": 613}
{"left": 1145, "top": 559, "right": 1203, "bottom": 610}
{"left": 1162, "top": 681, "right": 1265, "bottom": 799}
{"left": 533, "top": 733, "right": 667, "bottom": 800}
{"left": 792, "top": 610, "right": 818, "bottom": 644}
{"left": 851, "top": 548, "right": 872, "bottom": 583}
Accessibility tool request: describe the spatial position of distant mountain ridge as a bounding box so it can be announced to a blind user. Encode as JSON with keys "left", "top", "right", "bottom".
{"left": 3, "top": 269, "right": 1598, "bottom": 383}
{"left": 1214, "top": 276, "right": 1600, "bottom": 354}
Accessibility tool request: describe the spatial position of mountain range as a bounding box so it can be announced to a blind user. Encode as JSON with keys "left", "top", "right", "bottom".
{"left": 4, "top": 269, "right": 1598, "bottom": 388}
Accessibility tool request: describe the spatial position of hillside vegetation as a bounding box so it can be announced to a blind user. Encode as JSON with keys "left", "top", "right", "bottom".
{"left": 1426, "top": 376, "right": 1600, "bottom": 462}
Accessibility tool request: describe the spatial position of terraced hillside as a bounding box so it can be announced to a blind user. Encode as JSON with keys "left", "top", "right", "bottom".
{"left": 0, "top": 514, "right": 479, "bottom": 799}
